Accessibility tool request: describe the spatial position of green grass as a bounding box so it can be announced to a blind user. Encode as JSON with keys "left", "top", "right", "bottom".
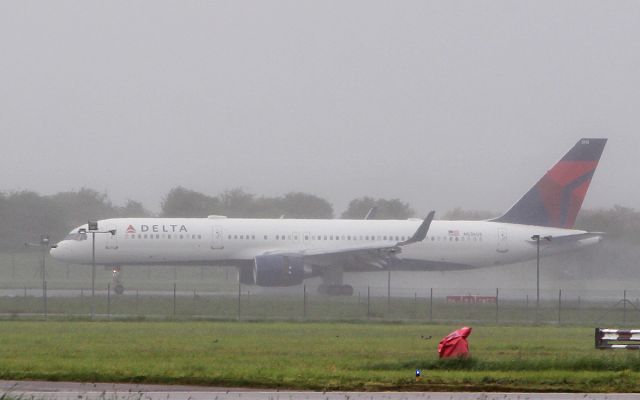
{"left": 0, "top": 321, "right": 639, "bottom": 392}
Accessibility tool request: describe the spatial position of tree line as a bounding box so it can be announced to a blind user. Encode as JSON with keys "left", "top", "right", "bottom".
{"left": 1, "top": 187, "right": 638, "bottom": 251}
{"left": 0, "top": 187, "right": 411, "bottom": 250}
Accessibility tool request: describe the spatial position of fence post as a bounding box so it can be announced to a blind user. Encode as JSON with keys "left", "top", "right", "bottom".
{"left": 44, "top": 281, "right": 47, "bottom": 317}
{"left": 303, "top": 285, "right": 307, "bottom": 319}
{"left": 414, "top": 292, "right": 417, "bottom": 319}
{"left": 429, "top": 288, "right": 433, "bottom": 322}
{"left": 136, "top": 289, "right": 140, "bottom": 313}
{"left": 173, "top": 283, "right": 177, "bottom": 317}
{"left": 387, "top": 270, "right": 391, "bottom": 314}
{"left": 577, "top": 295, "right": 581, "bottom": 324}
{"left": 495, "top": 288, "right": 499, "bottom": 324}
{"left": 558, "top": 289, "right": 562, "bottom": 325}
{"left": 367, "top": 286, "right": 370, "bottom": 319}
{"left": 623, "top": 289, "right": 627, "bottom": 326}
{"left": 237, "top": 281, "right": 241, "bottom": 321}
{"left": 107, "top": 283, "right": 111, "bottom": 319}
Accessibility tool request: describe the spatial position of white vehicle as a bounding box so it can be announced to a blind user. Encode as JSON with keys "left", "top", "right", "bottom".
{"left": 51, "top": 138, "right": 607, "bottom": 295}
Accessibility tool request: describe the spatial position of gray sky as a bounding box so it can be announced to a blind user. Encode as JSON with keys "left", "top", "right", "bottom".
{"left": 1, "top": 1, "right": 638, "bottom": 216}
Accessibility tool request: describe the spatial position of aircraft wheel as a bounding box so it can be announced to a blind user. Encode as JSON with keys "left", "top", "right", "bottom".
{"left": 340, "top": 284, "right": 354, "bottom": 296}
{"left": 114, "top": 284, "right": 125, "bottom": 295}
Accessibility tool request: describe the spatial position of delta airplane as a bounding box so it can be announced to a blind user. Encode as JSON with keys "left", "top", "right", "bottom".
{"left": 51, "top": 138, "right": 607, "bottom": 295}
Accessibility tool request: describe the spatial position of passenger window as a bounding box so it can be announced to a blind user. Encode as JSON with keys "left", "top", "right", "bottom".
{"left": 264, "top": 235, "right": 268, "bottom": 240}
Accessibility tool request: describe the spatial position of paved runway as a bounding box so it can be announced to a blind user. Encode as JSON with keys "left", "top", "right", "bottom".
{"left": 2, "top": 380, "right": 640, "bottom": 400}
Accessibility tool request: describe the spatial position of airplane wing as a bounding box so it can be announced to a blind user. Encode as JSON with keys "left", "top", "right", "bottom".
{"left": 262, "top": 211, "right": 435, "bottom": 268}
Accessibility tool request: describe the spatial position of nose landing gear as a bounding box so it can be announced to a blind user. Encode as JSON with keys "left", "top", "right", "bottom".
{"left": 112, "top": 266, "right": 124, "bottom": 295}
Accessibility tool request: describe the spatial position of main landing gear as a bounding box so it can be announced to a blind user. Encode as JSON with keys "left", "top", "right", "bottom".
{"left": 317, "top": 266, "right": 353, "bottom": 296}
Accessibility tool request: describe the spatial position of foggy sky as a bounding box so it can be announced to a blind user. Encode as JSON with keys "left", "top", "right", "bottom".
{"left": 1, "top": 1, "right": 639, "bottom": 216}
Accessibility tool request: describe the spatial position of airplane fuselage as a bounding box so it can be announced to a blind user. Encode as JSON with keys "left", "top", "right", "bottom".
{"left": 51, "top": 217, "right": 600, "bottom": 270}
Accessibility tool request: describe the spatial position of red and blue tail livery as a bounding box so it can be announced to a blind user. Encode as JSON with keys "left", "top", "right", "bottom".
{"left": 493, "top": 138, "right": 607, "bottom": 229}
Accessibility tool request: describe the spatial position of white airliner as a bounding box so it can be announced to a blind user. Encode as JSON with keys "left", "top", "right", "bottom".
{"left": 51, "top": 138, "right": 607, "bottom": 295}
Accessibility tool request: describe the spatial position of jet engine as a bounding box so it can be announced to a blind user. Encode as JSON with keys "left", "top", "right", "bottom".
{"left": 253, "top": 255, "right": 304, "bottom": 287}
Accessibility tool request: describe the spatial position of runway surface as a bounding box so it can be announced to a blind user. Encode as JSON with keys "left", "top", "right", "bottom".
{"left": 1, "top": 380, "right": 640, "bottom": 400}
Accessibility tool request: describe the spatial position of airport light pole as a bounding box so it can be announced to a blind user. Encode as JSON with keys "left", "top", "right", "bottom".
{"left": 531, "top": 234, "right": 552, "bottom": 320}
{"left": 79, "top": 221, "right": 116, "bottom": 319}
{"left": 25, "top": 235, "right": 51, "bottom": 315}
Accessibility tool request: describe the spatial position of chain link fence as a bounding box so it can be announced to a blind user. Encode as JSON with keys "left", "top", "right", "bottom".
{"left": 1, "top": 252, "right": 639, "bottom": 325}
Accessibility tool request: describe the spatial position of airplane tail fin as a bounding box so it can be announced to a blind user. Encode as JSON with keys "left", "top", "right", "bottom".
{"left": 492, "top": 138, "right": 607, "bottom": 229}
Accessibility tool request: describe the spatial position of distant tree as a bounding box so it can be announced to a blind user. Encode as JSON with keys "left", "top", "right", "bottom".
{"left": 49, "top": 188, "right": 116, "bottom": 226}
{"left": 219, "top": 188, "right": 257, "bottom": 217}
{"left": 117, "top": 200, "right": 152, "bottom": 218}
{"left": 576, "top": 205, "right": 640, "bottom": 243}
{"left": 341, "top": 197, "right": 414, "bottom": 219}
{"left": 0, "top": 188, "right": 140, "bottom": 250}
{"left": 442, "top": 207, "right": 499, "bottom": 221}
{"left": 161, "top": 186, "right": 220, "bottom": 217}
{"left": 161, "top": 187, "right": 333, "bottom": 219}
{"left": 274, "top": 192, "right": 333, "bottom": 219}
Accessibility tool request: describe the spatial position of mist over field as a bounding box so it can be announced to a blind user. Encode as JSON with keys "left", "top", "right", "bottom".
{"left": 1, "top": 1, "right": 640, "bottom": 295}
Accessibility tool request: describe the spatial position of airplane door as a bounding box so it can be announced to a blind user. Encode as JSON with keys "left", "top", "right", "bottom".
{"left": 497, "top": 228, "right": 508, "bottom": 253}
{"left": 105, "top": 225, "right": 118, "bottom": 250}
{"left": 211, "top": 226, "right": 224, "bottom": 249}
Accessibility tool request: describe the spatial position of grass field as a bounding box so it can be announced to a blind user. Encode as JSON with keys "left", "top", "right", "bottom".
{"left": 0, "top": 321, "right": 639, "bottom": 392}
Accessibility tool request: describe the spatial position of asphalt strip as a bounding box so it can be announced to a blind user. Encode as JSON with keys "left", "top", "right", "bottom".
{"left": 2, "top": 380, "right": 640, "bottom": 400}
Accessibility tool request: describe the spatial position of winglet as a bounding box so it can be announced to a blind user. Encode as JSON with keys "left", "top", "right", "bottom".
{"left": 364, "top": 207, "right": 378, "bottom": 220}
{"left": 399, "top": 211, "right": 435, "bottom": 246}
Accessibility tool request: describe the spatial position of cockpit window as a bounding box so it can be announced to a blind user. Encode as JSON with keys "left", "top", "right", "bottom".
{"left": 64, "top": 232, "right": 88, "bottom": 241}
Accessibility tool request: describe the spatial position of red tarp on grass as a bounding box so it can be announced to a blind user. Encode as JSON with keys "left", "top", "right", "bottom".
{"left": 437, "top": 326, "right": 472, "bottom": 358}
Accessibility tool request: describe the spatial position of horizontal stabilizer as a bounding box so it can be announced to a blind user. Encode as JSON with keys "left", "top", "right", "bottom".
{"left": 527, "top": 232, "right": 604, "bottom": 245}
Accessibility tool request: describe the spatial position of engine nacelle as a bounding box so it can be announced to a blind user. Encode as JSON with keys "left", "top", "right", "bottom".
{"left": 253, "top": 255, "right": 304, "bottom": 287}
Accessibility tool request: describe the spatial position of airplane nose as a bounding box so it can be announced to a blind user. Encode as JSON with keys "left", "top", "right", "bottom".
{"left": 50, "top": 243, "right": 71, "bottom": 261}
